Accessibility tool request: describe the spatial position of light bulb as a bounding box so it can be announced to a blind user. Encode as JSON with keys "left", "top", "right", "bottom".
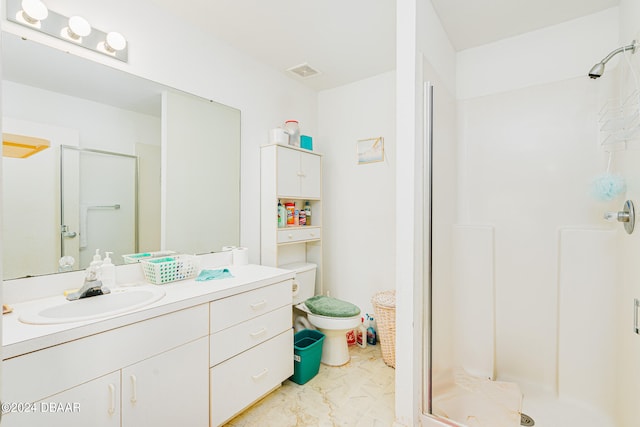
{"left": 66, "top": 16, "right": 91, "bottom": 39}
{"left": 104, "top": 31, "right": 126, "bottom": 52}
{"left": 19, "top": 0, "right": 48, "bottom": 25}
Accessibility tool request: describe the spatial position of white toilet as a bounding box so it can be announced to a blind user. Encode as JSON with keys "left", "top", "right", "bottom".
{"left": 282, "top": 262, "right": 361, "bottom": 366}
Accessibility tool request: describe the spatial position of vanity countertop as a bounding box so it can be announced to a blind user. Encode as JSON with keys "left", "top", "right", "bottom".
{"left": 2, "top": 263, "right": 294, "bottom": 360}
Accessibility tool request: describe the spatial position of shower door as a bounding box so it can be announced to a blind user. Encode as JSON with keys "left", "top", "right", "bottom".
{"left": 60, "top": 146, "right": 138, "bottom": 270}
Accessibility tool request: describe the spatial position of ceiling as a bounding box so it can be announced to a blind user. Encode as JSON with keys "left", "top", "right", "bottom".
{"left": 150, "top": 0, "right": 619, "bottom": 91}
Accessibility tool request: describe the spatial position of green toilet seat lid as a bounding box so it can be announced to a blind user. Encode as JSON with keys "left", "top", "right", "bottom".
{"left": 305, "top": 295, "right": 360, "bottom": 318}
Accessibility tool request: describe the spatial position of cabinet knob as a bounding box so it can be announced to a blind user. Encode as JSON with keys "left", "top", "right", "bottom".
{"left": 108, "top": 384, "right": 116, "bottom": 415}
{"left": 251, "top": 368, "right": 269, "bottom": 381}
{"left": 288, "top": 234, "right": 293, "bottom": 239}
{"left": 250, "top": 300, "right": 267, "bottom": 310}
{"left": 250, "top": 327, "right": 267, "bottom": 338}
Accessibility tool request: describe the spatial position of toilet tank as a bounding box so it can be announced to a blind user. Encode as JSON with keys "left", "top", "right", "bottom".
{"left": 280, "top": 262, "right": 317, "bottom": 304}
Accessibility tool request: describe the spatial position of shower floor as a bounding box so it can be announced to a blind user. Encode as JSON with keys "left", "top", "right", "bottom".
{"left": 432, "top": 369, "right": 522, "bottom": 427}
{"left": 519, "top": 383, "right": 614, "bottom": 427}
{"left": 432, "top": 371, "right": 615, "bottom": 427}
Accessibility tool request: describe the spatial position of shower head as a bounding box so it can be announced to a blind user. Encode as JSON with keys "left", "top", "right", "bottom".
{"left": 588, "top": 62, "right": 605, "bottom": 79}
{"left": 588, "top": 40, "right": 638, "bottom": 79}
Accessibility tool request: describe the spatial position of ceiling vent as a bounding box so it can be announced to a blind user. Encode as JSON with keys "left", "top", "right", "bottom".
{"left": 287, "top": 63, "right": 321, "bottom": 78}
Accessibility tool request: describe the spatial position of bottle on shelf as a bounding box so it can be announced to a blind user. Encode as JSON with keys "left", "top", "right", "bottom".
{"left": 294, "top": 205, "right": 300, "bottom": 226}
{"left": 304, "top": 201, "right": 311, "bottom": 226}
{"left": 277, "top": 200, "right": 286, "bottom": 228}
{"left": 299, "top": 206, "right": 306, "bottom": 226}
{"left": 285, "top": 202, "right": 295, "bottom": 225}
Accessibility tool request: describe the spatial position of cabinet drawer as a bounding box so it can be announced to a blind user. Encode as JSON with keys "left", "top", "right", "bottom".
{"left": 277, "top": 226, "right": 321, "bottom": 244}
{"left": 210, "top": 281, "right": 292, "bottom": 332}
{"left": 210, "top": 305, "right": 291, "bottom": 366}
{"left": 210, "top": 330, "right": 293, "bottom": 426}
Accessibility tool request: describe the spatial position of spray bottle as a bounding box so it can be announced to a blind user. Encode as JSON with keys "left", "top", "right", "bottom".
{"left": 356, "top": 317, "right": 367, "bottom": 348}
{"left": 366, "top": 313, "right": 377, "bottom": 345}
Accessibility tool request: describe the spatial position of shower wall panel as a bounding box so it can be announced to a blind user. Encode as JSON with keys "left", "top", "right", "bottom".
{"left": 557, "top": 227, "right": 616, "bottom": 415}
{"left": 457, "top": 76, "right": 605, "bottom": 390}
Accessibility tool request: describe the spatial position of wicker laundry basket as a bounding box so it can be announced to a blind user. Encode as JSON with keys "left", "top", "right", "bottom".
{"left": 371, "top": 290, "right": 396, "bottom": 368}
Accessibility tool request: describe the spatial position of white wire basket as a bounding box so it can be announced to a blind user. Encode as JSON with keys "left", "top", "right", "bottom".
{"left": 140, "top": 255, "right": 199, "bottom": 285}
{"left": 122, "top": 250, "right": 177, "bottom": 264}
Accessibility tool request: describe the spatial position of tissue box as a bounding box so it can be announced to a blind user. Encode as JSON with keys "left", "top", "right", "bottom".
{"left": 300, "top": 135, "right": 313, "bottom": 150}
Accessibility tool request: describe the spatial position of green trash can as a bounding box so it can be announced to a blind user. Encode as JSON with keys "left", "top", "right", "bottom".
{"left": 290, "top": 329, "right": 325, "bottom": 385}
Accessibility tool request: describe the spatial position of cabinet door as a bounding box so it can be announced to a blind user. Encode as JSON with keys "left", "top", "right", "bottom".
{"left": 276, "top": 146, "right": 301, "bottom": 197}
{"left": 299, "top": 152, "right": 321, "bottom": 199}
{"left": 122, "top": 337, "right": 208, "bottom": 427}
{"left": 1, "top": 372, "right": 120, "bottom": 427}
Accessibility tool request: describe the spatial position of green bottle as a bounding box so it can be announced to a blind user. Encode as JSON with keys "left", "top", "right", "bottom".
{"left": 277, "top": 200, "right": 286, "bottom": 228}
{"left": 304, "top": 201, "right": 311, "bottom": 226}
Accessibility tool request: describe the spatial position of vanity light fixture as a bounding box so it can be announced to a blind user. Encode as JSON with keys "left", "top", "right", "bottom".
{"left": 16, "top": 0, "right": 48, "bottom": 28}
{"left": 7, "top": 0, "right": 128, "bottom": 62}
{"left": 61, "top": 15, "right": 91, "bottom": 42}
{"left": 2, "top": 133, "right": 50, "bottom": 159}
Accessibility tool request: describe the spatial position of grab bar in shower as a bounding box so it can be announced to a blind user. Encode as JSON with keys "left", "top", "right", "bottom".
{"left": 89, "top": 204, "right": 121, "bottom": 210}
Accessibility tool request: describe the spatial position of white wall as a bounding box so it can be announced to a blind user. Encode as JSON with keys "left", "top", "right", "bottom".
{"left": 1, "top": 0, "right": 319, "bottom": 263}
{"left": 3, "top": 81, "right": 160, "bottom": 155}
{"left": 317, "top": 71, "right": 396, "bottom": 317}
{"left": 457, "top": 7, "right": 619, "bottom": 100}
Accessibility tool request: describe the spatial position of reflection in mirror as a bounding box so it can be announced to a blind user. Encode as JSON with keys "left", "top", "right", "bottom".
{"left": 2, "top": 32, "right": 241, "bottom": 280}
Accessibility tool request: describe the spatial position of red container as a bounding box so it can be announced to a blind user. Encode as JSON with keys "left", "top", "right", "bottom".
{"left": 285, "top": 202, "right": 295, "bottom": 225}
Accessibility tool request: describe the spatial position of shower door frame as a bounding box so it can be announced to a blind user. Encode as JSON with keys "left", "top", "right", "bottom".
{"left": 422, "top": 80, "right": 434, "bottom": 416}
{"left": 419, "top": 82, "right": 461, "bottom": 427}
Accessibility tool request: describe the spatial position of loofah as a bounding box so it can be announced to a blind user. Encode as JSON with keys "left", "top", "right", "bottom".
{"left": 591, "top": 173, "right": 626, "bottom": 201}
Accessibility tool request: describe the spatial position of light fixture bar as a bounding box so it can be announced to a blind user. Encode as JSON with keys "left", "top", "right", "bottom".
{"left": 6, "top": 0, "right": 128, "bottom": 62}
{"left": 3, "top": 133, "right": 50, "bottom": 158}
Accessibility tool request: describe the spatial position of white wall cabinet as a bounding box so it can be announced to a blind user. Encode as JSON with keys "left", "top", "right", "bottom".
{"left": 261, "top": 144, "right": 323, "bottom": 294}
{"left": 275, "top": 145, "right": 321, "bottom": 199}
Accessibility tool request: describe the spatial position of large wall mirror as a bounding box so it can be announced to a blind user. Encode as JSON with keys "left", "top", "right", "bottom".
{"left": 2, "top": 32, "right": 241, "bottom": 280}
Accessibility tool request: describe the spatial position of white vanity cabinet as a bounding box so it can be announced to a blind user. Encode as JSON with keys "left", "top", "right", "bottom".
{"left": 261, "top": 144, "right": 323, "bottom": 294}
{"left": 1, "top": 371, "right": 121, "bottom": 427}
{"left": 209, "top": 279, "right": 293, "bottom": 426}
{"left": 2, "top": 305, "right": 209, "bottom": 427}
{"left": 121, "top": 337, "right": 209, "bottom": 427}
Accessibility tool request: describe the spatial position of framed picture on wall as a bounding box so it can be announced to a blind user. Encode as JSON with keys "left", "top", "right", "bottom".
{"left": 357, "top": 137, "right": 384, "bottom": 164}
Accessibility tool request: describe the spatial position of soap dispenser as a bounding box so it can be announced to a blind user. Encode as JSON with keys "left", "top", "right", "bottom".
{"left": 86, "top": 249, "right": 103, "bottom": 282}
{"left": 102, "top": 251, "right": 116, "bottom": 289}
{"left": 92, "top": 249, "right": 102, "bottom": 267}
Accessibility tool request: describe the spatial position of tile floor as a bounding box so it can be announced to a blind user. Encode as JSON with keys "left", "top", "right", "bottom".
{"left": 224, "top": 343, "right": 396, "bottom": 427}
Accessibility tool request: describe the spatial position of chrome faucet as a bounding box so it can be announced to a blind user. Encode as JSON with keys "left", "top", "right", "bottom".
{"left": 66, "top": 264, "right": 111, "bottom": 301}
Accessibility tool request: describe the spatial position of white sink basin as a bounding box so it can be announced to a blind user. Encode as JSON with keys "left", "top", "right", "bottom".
{"left": 19, "top": 287, "right": 166, "bottom": 325}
